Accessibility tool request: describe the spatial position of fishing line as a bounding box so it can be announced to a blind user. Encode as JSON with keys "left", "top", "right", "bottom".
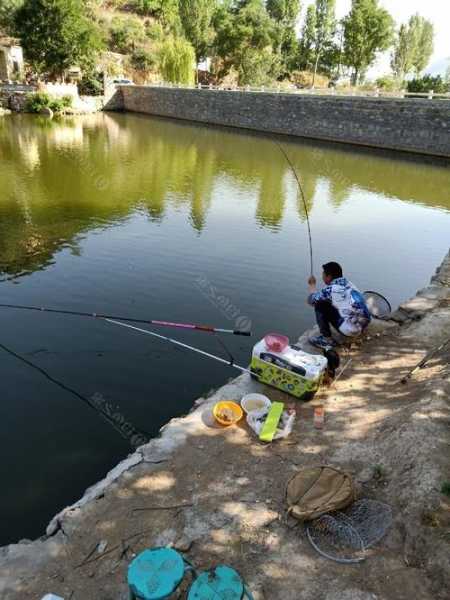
{"left": 213, "top": 332, "right": 235, "bottom": 366}
{"left": 0, "top": 341, "right": 151, "bottom": 446}
{"left": 0, "top": 303, "right": 251, "bottom": 336}
{"left": 276, "top": 142, "right": 314, "bottom": 277}
{"left": 106, "top": 319, "right": 253, "bottom": 375}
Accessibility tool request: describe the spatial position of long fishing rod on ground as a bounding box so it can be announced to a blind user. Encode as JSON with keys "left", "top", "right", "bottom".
{"left": 276, "top": 142, "right": 314, "bottom": 277}
{"left": 106, "top": 319, "right": 253, "bottom": 375}
{"left": 0, "top": 303, "right": 251, "bottom": 336}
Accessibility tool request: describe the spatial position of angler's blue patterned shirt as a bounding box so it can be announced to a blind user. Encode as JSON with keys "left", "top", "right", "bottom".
{"left": 308, "top": 277, "right": 371, "bottom": 336}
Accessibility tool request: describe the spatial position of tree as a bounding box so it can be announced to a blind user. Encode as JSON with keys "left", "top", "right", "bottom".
{"left": 14, "top": 0, "right": 102, "bottom": 78}
{"left": 213, "top": 0, "right": 280, "bottom": 85}
{"left": 0, "top": 0, "right": 23, "bottom": 34}
{"left": 343, "top": 0, "right": 394, "bottom": 85}
{"left": 298, "top": 4, "right": 316, "bottom": 70}
{"left": 159, "top": 36, "right": 195, "bottom": 84}
{"left": 267, "top": 0, "right": 301, "bottom": 74}
{"left": 391, "top": 14, "right": 434, "bottom": 80}
{"left": 131, "top": 0, "right": 181, "bottom": 33}
{"left": 308, "top": 0, "right": 336, "bottom": 86}
{"left": 179, "top": 0, "right": 217, "bottom": 77}
{"left": 411, "top": 16, "right": 433, "bottom": 75}
{"left": 391, "top": 23, "right": 416, "bottom": 81}
{"left": 109, "top": 15, "right": 146, "bottom": 54}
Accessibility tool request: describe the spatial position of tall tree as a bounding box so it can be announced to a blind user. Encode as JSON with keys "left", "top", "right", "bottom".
{"left": 179, "top": 0, "right": 217, "bottom": 67}
{"left": 159, "top": 36, "right": 195, "bottom": 84}
{"left": 391, "top": 14, "right": 434, "bottom": 80}
{"left": 391, "top": 23, "right": 416, "bottom": 80}
{"left": 14, "top": 0, "right": 102, "bottom": 78}
{"left": 213, "top": 0, "right": 279, "bottom": 85}
{"left": 310, "top": 0, "right": 336, "bottom": 86}
{"left": 298, "top": 4, "right": 316, "bottom": 70}
{"left": 343, "top": 0, "right": 394, "bottom": 85}
{"left": 411, "top": 15, "right": 434, "bottom": 75}
{"left": 267, "top": 0, "right": 301, "bottom": 73}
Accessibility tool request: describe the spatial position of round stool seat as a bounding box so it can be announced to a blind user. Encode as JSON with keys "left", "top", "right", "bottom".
{"left": 188, "top": 565, "right": 244, "bottom": 600}
{"left": 128, "top": 547, "right": 185, "bottom": 599}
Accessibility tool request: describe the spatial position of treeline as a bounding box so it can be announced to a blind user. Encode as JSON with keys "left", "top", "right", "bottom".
{"left": 0, "top": 0, "right": 443, "bottom": 90}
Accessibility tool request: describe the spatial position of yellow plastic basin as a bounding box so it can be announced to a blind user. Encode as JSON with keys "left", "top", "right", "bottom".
{"left": 213, "top": 401, "right": 243, "bottom": 426}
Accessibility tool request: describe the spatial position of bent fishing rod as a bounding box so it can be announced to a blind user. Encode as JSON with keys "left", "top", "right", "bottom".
{"left": 0, "top": 303, "right": 251, "bottom": 336}
{"left": 276, "top": 142, "right": 314, "bottom": 277}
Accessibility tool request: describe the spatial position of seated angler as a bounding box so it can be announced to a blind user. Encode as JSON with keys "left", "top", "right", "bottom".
{"left": 307, "top": 261, "right": 371, "bottom": 350}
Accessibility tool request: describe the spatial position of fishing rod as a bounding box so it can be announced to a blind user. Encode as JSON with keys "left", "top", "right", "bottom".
{"left": 106, "top": 319, "right": 253, "bottom": 375}
{"left": 276, "top": 142, "right": 314, "bottom": 277}
{"left": 0, "top": 303, "right": 251, "bottom": 336}
{"left": 0, "top": 340, "right": 151, "bottom": 446}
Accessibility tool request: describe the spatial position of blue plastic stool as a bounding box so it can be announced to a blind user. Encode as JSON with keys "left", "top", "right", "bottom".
{"left": 187, "top": 565, "right": 254, "bottom": 600}
{"left": 128, "top": 547, "right": 195, "bottom": 600}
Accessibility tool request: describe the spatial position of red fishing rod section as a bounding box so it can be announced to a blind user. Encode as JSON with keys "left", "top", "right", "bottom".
{"left": 0, "top": 303, "right": 251, "bottom": 336}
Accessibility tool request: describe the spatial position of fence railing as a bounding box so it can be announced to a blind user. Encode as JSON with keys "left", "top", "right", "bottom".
{"left": 144, "top": 81, "right": 450, "bottom": 100}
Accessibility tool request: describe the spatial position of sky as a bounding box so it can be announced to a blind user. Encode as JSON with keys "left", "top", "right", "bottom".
{"left": 333, "top": 0, "right": 450, "bottom": 76}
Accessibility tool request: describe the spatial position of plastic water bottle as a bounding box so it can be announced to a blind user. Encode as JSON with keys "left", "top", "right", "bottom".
{"left": 314, "top": 406, "right": 325, "bottom": 429}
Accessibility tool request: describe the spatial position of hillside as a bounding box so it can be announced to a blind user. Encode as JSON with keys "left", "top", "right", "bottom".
{"left": 91, "top": 1, "right": 167, "bottom": 84}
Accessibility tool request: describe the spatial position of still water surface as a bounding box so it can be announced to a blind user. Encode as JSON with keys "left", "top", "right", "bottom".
{"left": 0, "top": 113, "right": 449, "bottom": 544}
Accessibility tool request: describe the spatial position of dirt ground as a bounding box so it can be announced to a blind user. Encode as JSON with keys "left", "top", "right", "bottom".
{"left": 1, "top": 253, "right": 449, "bottom": 600}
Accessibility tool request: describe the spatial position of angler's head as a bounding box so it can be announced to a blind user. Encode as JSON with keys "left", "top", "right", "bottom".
{"left": 322, "top": 261, "right": 343, "bottom": 285}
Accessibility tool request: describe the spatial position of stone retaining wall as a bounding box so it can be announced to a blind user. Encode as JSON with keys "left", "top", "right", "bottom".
{"left": 113, "top": 86, "right": 450, "bottom": 157}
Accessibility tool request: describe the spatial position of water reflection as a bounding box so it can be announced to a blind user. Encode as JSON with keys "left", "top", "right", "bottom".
{"left": 0, "top": 113, "right": 449, "bottom": 280}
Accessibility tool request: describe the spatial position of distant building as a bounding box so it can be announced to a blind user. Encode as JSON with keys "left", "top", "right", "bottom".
{"left": 0, "top": 37, "right": 24, "bottom": 81}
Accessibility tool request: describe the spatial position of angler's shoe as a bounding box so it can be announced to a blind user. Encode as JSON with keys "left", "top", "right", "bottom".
{"left": 309, "top": 335, "right": 337, "bottom": 350}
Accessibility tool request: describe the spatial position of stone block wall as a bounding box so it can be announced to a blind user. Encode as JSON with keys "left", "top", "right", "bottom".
{"left": 117, "top": 86, "right": 450, "bottom": 157}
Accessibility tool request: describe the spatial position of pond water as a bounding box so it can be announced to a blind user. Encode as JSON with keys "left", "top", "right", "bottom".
{"left": 0, "top": 113, "right": 449, "bottom": 545}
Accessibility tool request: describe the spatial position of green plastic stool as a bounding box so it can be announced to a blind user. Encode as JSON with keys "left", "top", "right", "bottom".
{"left": 128, "top": 547, "right": 195, "bottom": 600}
{"left": 187, "top": 565, "right": 254, "bottom": 600}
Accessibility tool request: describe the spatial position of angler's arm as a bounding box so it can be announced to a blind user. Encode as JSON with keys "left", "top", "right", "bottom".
{"left": 307, "top": 278, "right": 332, "bottom": 306}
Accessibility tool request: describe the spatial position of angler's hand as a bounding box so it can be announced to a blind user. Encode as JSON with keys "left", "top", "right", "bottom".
{"left": 308, "top": 275, "right": 316, "bottom": 286}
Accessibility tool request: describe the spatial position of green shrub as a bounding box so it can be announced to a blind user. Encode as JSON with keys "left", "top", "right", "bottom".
{"left": 130, "top": 0, "right": 180, "bottom": 31}
{"left": 130, "top": 0, "right": 160, "bottom": 15}
{"left": 25, "top": 92, "right": 51, "bottom": 113}
{"left": 109, "top": 15, "right": 146, "bottom": 54}
{"left": 146, "top": 22, "right": 164, "bottom": 41}
{"left": 375, "top": 75, "right": 403, "bottom": 92}
{"left": 131, "top": 47, "right": 157, "bottom": 71}
{"left": 407, "top": 75, "right": 449, "bottom": 94}
{"left": 26, "top": 92, "right": 72, "bottom": 113}
{"left": 78, "top": 72, "right": 104, "bottom": 96}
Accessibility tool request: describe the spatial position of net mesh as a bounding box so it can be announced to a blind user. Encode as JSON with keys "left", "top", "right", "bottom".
{"left": 306, "top": 499, "right": 392, "bottom": 563}
{"left": 363, "top": 291, "right": 392, "bottom": 319}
